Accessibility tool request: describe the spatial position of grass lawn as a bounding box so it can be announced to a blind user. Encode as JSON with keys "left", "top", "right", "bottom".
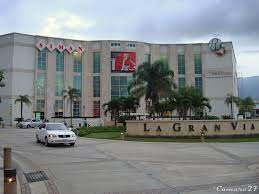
{"left": 83, "top": 131, "right": 259, "bottom": 143}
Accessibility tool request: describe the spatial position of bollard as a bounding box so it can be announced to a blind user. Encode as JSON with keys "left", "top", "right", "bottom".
{"left": 200, "top": 132, "right": 205, "bottom": 143}
{"left": 4, "top": 168, "right": 17, "bottom": 194}
{"left": 120, "top": 132, "right": 124, "bottom": 141}
{"left": 4, "top": 147, "right": 12, "bottom": 169}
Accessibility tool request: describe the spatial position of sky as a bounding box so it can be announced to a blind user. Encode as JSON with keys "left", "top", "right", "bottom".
{"left": 0, "top": 0, "right": 258, "bottom": 77}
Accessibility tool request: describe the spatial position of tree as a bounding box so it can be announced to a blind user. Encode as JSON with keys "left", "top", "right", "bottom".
{"left": 0, "top": 70, "right": 5, "bottom": 103}
{"left": 102, "top": 98, "right": 122, "bottom": 126}
{"left": 128, "top": 60, "right": 176, "bottom": 119}
{"left": 120, "top": 96, "right": 139, "bottom": 116}
{"left": 238, "top": 97, "right": 255, "bottom": 119}
{"left": 190, "top": 88, "right": 212, "bottom": 119}
{"left": 225, "top": 94, "right": 240, "bottom": 118}
{"left": 15, "top": 95, "right": 31, "bottom": 120}
{"left": 63, "top": 87, "right": 80, "bottom": 127}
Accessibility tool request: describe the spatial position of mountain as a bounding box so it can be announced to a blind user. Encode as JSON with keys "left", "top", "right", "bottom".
{"left": 238, "top": 76, "right": 259, "bottom": 100}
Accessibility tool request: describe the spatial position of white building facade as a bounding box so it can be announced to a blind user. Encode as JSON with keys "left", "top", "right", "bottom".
{"left": 0, "top": 33, "right": 238, "bottom": 125}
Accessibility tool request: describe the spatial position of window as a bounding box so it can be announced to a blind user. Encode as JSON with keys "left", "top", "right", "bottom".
{"left": 178, "top": 54, "right": 185, "bottom": 74}
{"left": 144, "top": 54, "right": 151, "bottom": 63}
{"left": 111, "top": 76, "right": 131, "bottom": 99}
{"left": 194, "top": 54, "right": 202, "bottom": 74}
{"left": 195, "top": 77, "right": 203, "bottom": 91}
{"left": 56, "top": 51, "right": 64, "bottom": 71}
{"left": 93, "top": 101, "right": 100, "bottom": 117}
{"left": 73, "top": 51, "right": 82, "bottom": 73}
{"left": 73, "top": 101, "right": 81, "bottom": 117}
{"left": 55, "top": 74, "right": 63, "bottom": 96}
{"left": 55, "top": 100, "right": 63, "bottom": 117}
{"left": 37, "top": 49, "right": 46, "bottom": 70}
{"left": 93, "top": 76, "right": 100, "bottom": 97}
{"left": 178, "top": 78, "right": 186, "bottom": 88}
{"left": 36, "top": 100, "right": 45, "bottom": 112}
{"left": 36, "top": 73, "right": 45, "bottom": 96}
{"left": 73, "top": 76, "right": 81, "bottom": 95}
{"left": 93, "top": 52, "right": 100, "bottom": 73}
{"left": 160, "top": 55, "right": 169, "bottom": 69}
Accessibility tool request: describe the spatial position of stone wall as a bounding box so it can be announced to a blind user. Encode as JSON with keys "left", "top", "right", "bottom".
{"left": 126, "top": 120, "right": 259, "bottom": 137}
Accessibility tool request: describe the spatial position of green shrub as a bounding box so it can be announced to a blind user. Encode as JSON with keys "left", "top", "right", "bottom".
{"left": 117, "top": 115, "right": 135, "bottom": 124}
{"left": 75, "top": 125, "right": 126, "bottom": 137}
{"left": 206, "top": 115, "right": 220, "bottom": 120}
{"left": 222, "top": 115, "right": 231, "bottom": 119}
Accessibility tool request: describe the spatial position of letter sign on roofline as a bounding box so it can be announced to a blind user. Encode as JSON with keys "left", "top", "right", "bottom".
{"left": 77, "top": 45, "right": 84, "bottom": 54}
{"left": 36, "top": 40, "right": 46, "bottom": 51}
{"left": 66, "top": 44, "right": 75, "bottom": 54}
{"left": 47, "top": 42, "right": 56, "bottom": 52}
{"left": 57, "top": 42, "right": 65, "bottom": 53}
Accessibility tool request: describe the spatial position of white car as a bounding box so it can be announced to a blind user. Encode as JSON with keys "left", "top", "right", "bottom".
{"left": 19, "top": 119, "right": 42, "bottom": 128}
{"left": 36, "top": 123, "right": 77, "bottom": 146}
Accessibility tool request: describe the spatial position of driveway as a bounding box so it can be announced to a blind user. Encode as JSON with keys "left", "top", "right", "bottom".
{"left": 0, "top": 128, "right": 258, "bottom": 194}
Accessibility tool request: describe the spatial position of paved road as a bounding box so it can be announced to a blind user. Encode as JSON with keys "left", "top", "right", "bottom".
{"left": 0, "top": 128, "right": 258, "bottom": 194}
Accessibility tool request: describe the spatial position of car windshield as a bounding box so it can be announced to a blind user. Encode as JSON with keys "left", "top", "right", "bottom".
{"left": 25, "top": 119, "right": 31, "bottom": 122}
{"left": 46, "top": 123, "right": 68, "bottom": 130}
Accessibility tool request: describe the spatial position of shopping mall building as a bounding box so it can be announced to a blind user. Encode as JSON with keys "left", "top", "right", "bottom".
{"left": 0, "top": 33, "right": 238, "bottom": 125}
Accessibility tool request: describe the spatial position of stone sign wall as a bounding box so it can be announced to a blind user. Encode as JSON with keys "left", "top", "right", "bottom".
{"left": 126, "top": 120, "right": 259, "bottom": 137}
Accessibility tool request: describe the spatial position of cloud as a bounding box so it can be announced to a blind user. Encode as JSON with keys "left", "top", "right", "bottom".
{"left": 38, "top": 11, "right": 96, "bottom": 39}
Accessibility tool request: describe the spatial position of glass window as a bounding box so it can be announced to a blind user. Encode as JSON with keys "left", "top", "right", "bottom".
{"left": 55, "top": 100, "right": 63, "bottom": 117}
{"left": 93, "top": 52, "right": 100, "bottom": 73}
{"left": 73, "top": 101, "right": 81, "bottom": 117}
{"left": 178, "top": 78, "right": 186, "bottom": 88}
{"left": 144, "top": 54, "right": 151, "bottom": 63}
{"left": 178, "top": 54, "right": 185, "bottom": 75}
{"left": 36, "top": 100, "right": 45, "bottom": 112}
{"left": 111, "top": 76, "right": 130, "bottom": 99}
{"left": 194, "top": 54, "right": 202, "bottom": 74}
{"left": 195, "top": 77, "right": 203, "bottom": 91}
{"left": 55, "top": 74, "right": 63, "bottom": 96}
{"left": 37, "top": 49, "right": 46, "bottom": 70}
{"left": 36, "top": 73, "right": 45, "bottom": 96}
{"left": 56, "top": 51, "right": 64, "bottom": 71}
{"left": 160, "top": 55, "right": 169, "bottom": 69}
{"left": 93, "top": 76, "right": 100, "bottom": 97}
{"left": 93, "top": 101, "right": 100, "bottom": 117}
{"left": 73, "top": 51, "right": 82, "bottom": 73}
{"left": 73, "top": 76, "right": 81, "bottom": 95}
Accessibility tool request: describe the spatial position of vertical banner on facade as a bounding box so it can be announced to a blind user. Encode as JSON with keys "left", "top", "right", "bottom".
{"left": 111, "top": 52, "right": 136, "bottom": 72}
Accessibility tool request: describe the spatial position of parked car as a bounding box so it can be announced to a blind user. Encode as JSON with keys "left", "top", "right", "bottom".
{"left": 35, "top": 123, "right": 77, "bottom": 146}
{"left": 18, "top": 119, "right": 42, "bottom": 128}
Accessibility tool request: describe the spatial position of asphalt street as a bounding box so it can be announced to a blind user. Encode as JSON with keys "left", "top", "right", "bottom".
{"left": 0, "top": 128, "right": 258, "bottom": 194}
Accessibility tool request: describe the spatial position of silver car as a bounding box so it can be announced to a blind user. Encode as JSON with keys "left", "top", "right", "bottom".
{"left": 18, "top": 119, "right": 42, "bottom": 128}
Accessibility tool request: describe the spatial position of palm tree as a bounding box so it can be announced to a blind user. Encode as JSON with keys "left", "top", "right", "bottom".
{"left": 102, "top": 98, "right": 122, "bottom": 126}
{"left": 225, "top": 94, "right": 240, "bottom": 118}
{"left": 120, "top": 96, "right": 139, "bottom": 116}
{"left": 15, "top": 95, "right": 31, "bottom": 120}
{"left": 63, "top": 87, "right": 80, "bottom": 127}
{"left": 128, "top": 60, "right": 176, "bottom": 119}
{"left": 190, "top": 88, "right": 212, "bottom": 119}
{"left": 238, "top": 97, "right": 255, "bottom": 119}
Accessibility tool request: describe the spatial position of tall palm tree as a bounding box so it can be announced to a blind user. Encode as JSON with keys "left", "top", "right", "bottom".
{"left": 225, "top": 94, "right": 240, "bottom": 118}
{"left": 128, "top": 60, "right": 176, "bottom": 119}
{"left": 15, "top": 95, "right": 31, "bottom": 120}
{"left": 102, "top": 98, "right": 122, "bottom": 126}
{"left": 238, "top": 97, "right": 255, "bottom": 119}
{"left": 63, "top": 87, "right": 80, "bottom": 127}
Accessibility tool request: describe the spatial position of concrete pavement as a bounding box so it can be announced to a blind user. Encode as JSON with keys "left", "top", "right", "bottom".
{"left": 0, "top": 127, "right": 258, "bottom": 194}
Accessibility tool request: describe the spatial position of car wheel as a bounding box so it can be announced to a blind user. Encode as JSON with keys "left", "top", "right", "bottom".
{"left": 45, "top": 137, "right": 49, "bottom": 147}
{"left": 36, "top": 135, "right": 40, "bottom": 143}
{"left": 70, "top": 143, "right": 75, "bottom": 146}
{"left": 27, "top": 125, "right": 31, "bottom": 128}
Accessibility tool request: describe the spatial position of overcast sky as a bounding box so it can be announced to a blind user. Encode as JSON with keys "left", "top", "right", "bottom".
{"left": 0, "top": 0, "right": 258, "bottom": 77}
